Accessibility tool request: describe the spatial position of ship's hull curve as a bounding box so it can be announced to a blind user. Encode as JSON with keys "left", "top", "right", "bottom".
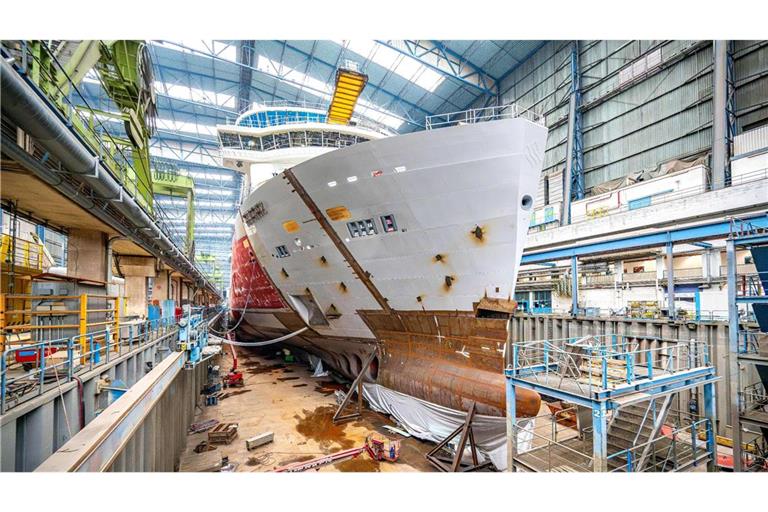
{"left": 228, "top": 118, "right": 548, "bottom": 418}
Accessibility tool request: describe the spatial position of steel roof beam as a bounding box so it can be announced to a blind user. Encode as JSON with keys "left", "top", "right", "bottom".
{"left": 376, "top": 40, "right": 497, "bottom": 97}
{"left": 237, "top": 41, "right": 255, "bottom": 112}
{"left": 154, "top": 41, "right": 423, "bottom": 130}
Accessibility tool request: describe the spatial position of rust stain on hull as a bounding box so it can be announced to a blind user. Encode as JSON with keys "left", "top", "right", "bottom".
{"left": 361, "top": 310, "right": 539, "bottom": 417}
{"left": 238, "top": 309, "right": 540, "bottom": 418}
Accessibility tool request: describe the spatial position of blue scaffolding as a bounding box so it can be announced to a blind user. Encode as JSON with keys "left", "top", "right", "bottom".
{"left": 505, "top": 333, "right": 718, "bottom": 472}
{"left": 726, "top": 214, "right": 768, "bottom": 472}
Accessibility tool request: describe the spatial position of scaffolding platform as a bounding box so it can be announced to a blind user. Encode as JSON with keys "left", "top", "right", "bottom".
{"left": 727, "top": 215, "right": 768, "bottom": 471}
{"left": 505, "top": 333, "right": 718, "bottom": 472}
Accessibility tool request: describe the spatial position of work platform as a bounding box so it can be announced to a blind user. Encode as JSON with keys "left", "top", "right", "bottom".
{"left": 727, "top": 217, "right": 768, "bottom": 471}
{"left": 505, "top": 333, "right": 718, "bottom": 472}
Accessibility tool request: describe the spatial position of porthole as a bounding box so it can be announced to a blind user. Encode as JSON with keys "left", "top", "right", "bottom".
{"left": 521, "top": 194, "right": 533, "bottom": 211}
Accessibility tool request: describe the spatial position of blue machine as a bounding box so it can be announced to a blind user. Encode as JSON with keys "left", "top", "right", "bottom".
{"left": 178, "top": 305, "right": 209, "bottom": 367}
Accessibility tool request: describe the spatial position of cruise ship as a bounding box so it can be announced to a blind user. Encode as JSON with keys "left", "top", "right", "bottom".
{"left": 218, "top": 101, "right": 548, "bottom": 418}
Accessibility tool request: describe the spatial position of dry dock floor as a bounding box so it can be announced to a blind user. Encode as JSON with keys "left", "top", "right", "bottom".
{"left": 179, "top": 348, "right": 436, "bottom": 472}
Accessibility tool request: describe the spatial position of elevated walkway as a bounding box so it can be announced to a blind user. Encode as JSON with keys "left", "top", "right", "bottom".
{"left": 728, "top": 220, "right": 768, "bottom": 470}
{"left": 506, "top": 333, "right": 718, "bottom": 472}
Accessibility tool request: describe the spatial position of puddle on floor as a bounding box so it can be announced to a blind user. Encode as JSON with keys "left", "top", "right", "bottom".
{"left": 335, "top": 454, "right": 381, "bottom": 472}
{"left": 220, "top": 389, "right": 251, "bottom": 400}
{"left": 314, "top": 380, "right": 348, "bottom": 396}
{"left": 245, "top": 364, "right": 286, "bottom": 375}
{"left": 294, "top": 405, "right": 355, "bottom": 450}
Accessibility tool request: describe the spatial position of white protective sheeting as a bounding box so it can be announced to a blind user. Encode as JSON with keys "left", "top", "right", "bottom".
{"left": 362, "top": 383, "right": 533, "bottom": 470}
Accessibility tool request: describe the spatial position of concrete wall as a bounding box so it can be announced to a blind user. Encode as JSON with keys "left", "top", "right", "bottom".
{"left": 66, "top": 229, "right": 106, "bottom": 282}
{"left": 105, "top": 356, "right": 209, "bottom": 472}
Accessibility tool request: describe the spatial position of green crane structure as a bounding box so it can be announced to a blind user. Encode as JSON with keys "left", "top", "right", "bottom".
{"left": 24, "top": 40, "right": 157, "bottom": 212}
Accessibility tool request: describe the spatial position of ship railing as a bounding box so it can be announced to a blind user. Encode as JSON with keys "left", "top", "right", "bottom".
{"left": 222, "top": 101, "right": 392, "bottom": 136}
{"left": 508, "top": 334, "right": 710, "bottom": 397}
{"left": 425, "top": 103, "right": 546, "bottom": 130}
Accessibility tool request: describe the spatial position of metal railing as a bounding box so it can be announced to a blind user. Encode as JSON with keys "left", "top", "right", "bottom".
{"left": 607, "top": 419, "right": 712, "bottom": 472}
{"left": 425, "top": 103, "right": 546, "bottom": 130}
{"left": 223, "top": 100, "right": 392, "bottom": 135}
{"left": 512, "top": 424, "right": 594, "bottom": 472}
{"left": 740, "top": 382, "right": 767, "bottom": 414}
{"left": 0, "top": 233, "right": 46, "bottom": 273}
{"left": 569, "top": 168, "right": 768, "bottom": 226}
{"left": 0, "top": 316, "right": 178, "bottom": 414}
{"left": 730, "top": 213, "right": 768, "bottom": 239}
{"left": 3, "top": 42, "right": 215, "bottom": 289}
{"left": 508, "top": 334, "right": 711, "bottom": 397}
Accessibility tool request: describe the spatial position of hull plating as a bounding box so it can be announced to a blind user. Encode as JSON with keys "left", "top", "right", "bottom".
{"left": 228, "top": 118, "right": 547, "bottom": 417}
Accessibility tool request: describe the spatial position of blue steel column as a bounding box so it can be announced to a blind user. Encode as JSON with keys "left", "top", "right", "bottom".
{"left": 563, "top": 41, "right": 584, "bottom": 224}
{"left": 36, "top": 225, "right": 45, "bottom": 244}
{"left": 571, "top": 256, "right": 579, "bottom": 315}
{"left": 666, "top": 241, "right": 675, "bottom": 320}
{"left": 592, "top": 401, "right": 608, "bottom": 472}
{"left": 703, "top": 380, "right": 717, "bottom": 471}
{"left": 726, "top": 238, "right": 742, "bottom": 471}
{"left": 506, "top": 377, "right": 517, "bottom": 472}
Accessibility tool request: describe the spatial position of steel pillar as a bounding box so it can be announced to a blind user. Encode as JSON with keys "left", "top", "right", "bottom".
{"left": 726, "top": 238, "right": 742, "bottom": 471}
{"left": 592, "top": 401, "right": 608, "bottom": 472}
{"left": 666, "top": 241, "right": 676, "bottom": 320}
{"left": 703, "top": 380, "right": 717, "bottom": 472}
{"left": 563, "top": 41, "right": 584, "bottom": 224}
{"left": 571, "top": 256, "right": 579, "bottom": 315}
{"left": 506, "top": 376, "right": 517, "bottom": 472}
{"left": 712, "top": 40, "right": 730, "bottom": 190}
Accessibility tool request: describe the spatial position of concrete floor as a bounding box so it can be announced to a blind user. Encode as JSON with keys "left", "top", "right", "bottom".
{"left": 179, "top": 347, "right": 435, "bottom": 472}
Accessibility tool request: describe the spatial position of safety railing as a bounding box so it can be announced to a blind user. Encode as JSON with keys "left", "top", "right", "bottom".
{"left": 508, "top": 334, "right": 711, "bottom": 397}
{"left": 219, "top": 129, "right": 374, "bottom": 153}
{"left": 730, "top": 213, "right": 768, "bottom": 239}
{"left": 514, "top": 305, "right": 749, "bottom": 323}
{"left": 0, "top": 233, "right": 46, "bottom": 273}
{"left": 3, "top": 42, "right": 211, "bottom": 285}
{"left": 425, "top": 103, "right": 545, "bottom": 129}
{"left": 510, "top": 410, "right": 594, "bottom": 472}
{"left": 607, "top": 419, "right": 712, "bottom": 472}
{"left": 223, "top": 101, "right": 393, "bottom": 135}
{"left": 0, "top": 316, "right": 179, "bottom": 414}
{"left": 569, "top": 168, "right": 768, "bottom": 227}
{"left": 740, "top": 382, "right": 767, "bottom": 414}
{"left": 0, "top": 293, "right": 121, "bottom": 355}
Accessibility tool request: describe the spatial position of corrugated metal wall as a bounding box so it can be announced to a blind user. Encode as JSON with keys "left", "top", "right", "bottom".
{"left": 481, "top": 40, "right": 768, "bottom": 197}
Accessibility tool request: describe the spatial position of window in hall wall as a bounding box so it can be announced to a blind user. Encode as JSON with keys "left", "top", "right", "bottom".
{"left": 544, "top": 176, "right": 550, "bottom": 206}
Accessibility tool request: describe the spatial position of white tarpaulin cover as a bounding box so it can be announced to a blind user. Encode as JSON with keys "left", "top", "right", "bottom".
{"left": 362, "top": 383, "right": 533, "bottom": 470}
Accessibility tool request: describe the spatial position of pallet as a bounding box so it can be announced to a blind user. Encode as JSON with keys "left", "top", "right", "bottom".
{"left": 208, "top": 422, "right": 238, "bottom": 445}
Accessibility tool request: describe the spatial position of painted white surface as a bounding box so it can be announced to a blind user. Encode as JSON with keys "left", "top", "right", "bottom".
{"left": 238, "top": 118, "right": 547, "bottom": 339}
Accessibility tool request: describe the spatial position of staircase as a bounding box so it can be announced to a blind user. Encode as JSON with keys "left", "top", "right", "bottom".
{"left": 606, "top": 396, "right": 672, "bottom": 471}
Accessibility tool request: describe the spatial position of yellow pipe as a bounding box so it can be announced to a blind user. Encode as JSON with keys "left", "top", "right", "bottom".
{"left": 79, "top": 294, "right": 88, "bottom": 364}
{"left": 114, "top": 297, "right": 121, "bottom": 352}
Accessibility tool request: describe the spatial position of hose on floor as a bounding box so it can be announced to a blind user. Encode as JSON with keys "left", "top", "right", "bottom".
{"left": 208, "top": 327, "right": 308, "bottom": 347}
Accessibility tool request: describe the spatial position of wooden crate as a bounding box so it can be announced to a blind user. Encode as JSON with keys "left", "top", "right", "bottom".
{"left": 208, "top": 422, "right": 238, "bottom": 445}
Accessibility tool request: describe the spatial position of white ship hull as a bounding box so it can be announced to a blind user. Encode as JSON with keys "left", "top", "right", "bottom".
{"left": 229, "top": 117, "right": 547, "bottom": 416}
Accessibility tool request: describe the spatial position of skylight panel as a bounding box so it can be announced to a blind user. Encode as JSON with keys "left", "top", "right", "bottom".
{"left": 156, "top": 118, "right": 217, "bottom": 137}
{"left": 154, "top": 81, "right": 235, "bottom": 109}
{"left": 335, "top": 40, "right": 445, "bottom": 92}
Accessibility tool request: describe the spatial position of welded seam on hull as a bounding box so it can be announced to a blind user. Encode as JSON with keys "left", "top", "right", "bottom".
{"left": 282, "top": 168, "right": 393, "bottom": 314}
